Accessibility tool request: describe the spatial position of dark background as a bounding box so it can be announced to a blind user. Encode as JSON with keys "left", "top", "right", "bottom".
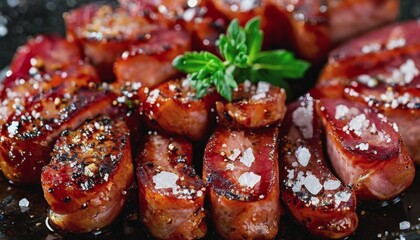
{"left": 0, "top": 0, "right": 419, "bottom": 69}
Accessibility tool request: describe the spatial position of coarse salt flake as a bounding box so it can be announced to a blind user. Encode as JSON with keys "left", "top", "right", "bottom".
{"left": 240, "top": 148, "right": 255, "bottom": 167}
{"left": 355, "top": 143, "right": 369, "bottom": 151}
{"left": 153, "top": 171, "right": 179, "bottom": 189}
{"left": 228, "top": 148, "right": 241, "bottom": 161}
{"left": 323, "top": 179, "right": 341, "bottom": 190}
{"left": 349, "top": 114, "right": 367, "bottom": 137}
{"left": 146, "top": 89, "right": 160, "bottom": 104}
{"left": 238, "top": 172, "right": 261, "bottom": 188}
{"left": 295, "top": 146, "right": 311, "bottom": 167}
{"left": 303, "top": 174, "right": 323, "bottom": 195}
{"left": 7, "top": 121, "right": 19, "bottom": 137}
{"left": 399, "top": 221, "right": 411, "bottom": 230}
{"left": 335, "top": 104, "right": 350, "bottom": 120}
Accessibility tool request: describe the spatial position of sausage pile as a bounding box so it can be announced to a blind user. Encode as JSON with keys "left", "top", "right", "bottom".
{"left": 0, "top": 0, "right": 416, "bottom": 239}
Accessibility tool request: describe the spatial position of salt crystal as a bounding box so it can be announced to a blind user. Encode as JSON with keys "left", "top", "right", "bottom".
{"left": 386, "top": 38, "right": 406, "bottom": 50}
{"left": 355, "top": 143, "right": 369, "bottom": 151}
{"left": 357, "top": 74, "right": 378, "bottom": 88}
{"left": 19, "top": 198, "right": 29, "bottom": 212}
{"left": 228, "top": 148, "right": 241, "bottom": 161}
{"left": 7, "top": 121, "right": 19, "bottom": 137}
{"left": 295, "top": 146, "right": 311, "bottom": 167}
{"left": 303, "top": 174, "right": 323, "bottom": 195}
{"left": 239, "top": 148, "right": 255, "bottom": 167}
{"left": 361, "top": 43, "right": 381, "bottom": 53}
{"left": 287, "top": 169, "right": 294, "bottom": 180}
{"left": 226, "top": 163, "right": 235, "bottom": 171}
{"left": 153, "top": 171, "right": 179, "bottom": 189}
{"left": 349, "top": 114, "right": 367, "bottom": 137}
{"left": 335, "top": 104, "right": 350, "bottom": 120}
{"left": 393, "top": 123, "right": 399, "bottom": 132}
{"left": 146, "top": 89, "right": 160, "bottom": 104}
{"left": 399, "top": 221, "right": 411, "bottom": 230}
{"left": 310, "top": 197, "right": 320, "bottom": 206}
{"left": 323, "top": 179, "right": 341, "bottom": 190}
{"left": 238, "top": 172, "right": 261, "bottom": 188}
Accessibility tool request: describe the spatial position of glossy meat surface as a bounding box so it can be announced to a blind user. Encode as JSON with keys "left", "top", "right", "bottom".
{"left": 0, "top": 83, "right": 116, "bottom": 184}
{"left": 318, "top": 20, "right": 420, "bottom": 164}
{"left": 317, "top": 98, "right": 415, "bottom": 201}
{"left": 4, "top": 35, "right": 83, "bottom": 84}
{"left": 216, "top": 81, "right": 286, "bottom": 128}
{"left": 136, "top": 133, "right": 206, "bottom": 239}
{"left": 139, "top": 78, "right": 220, "bottom": 141}
{"left": 114, "top": 29, "right": 191, "bottom": 87}
{"left": 42, "top": 116, "right": 133, "bottom": 233}
{"left": 64, "top": 3, "right": 159, "bottom": 81}
{"left": 280, "top": 95, "right": 358, "bottom": 239}
{"left": 203, "top": 126, "right": 280, "bottom": 239}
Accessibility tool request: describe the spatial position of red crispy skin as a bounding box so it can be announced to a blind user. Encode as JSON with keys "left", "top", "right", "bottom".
{"left": 137, "top": 133, "right": 207, "bottom": 239}
{"left": 42, "top": 116, "right": 133, "bottom": 233}
{"left": 64, "top": 4, "right": 159, "bottom": 81}
{"left": 280, "top": 95, "right": 358, "bottom": 239}
{"left": 317, "top": 20, "right": 420, "bottom": 164}
{"left": 0, "top": 83, "right": 116, "bottom": 184}
{"left": 329, "top": 0, "right": 399, "bottom": 42}
{"left": 317, "top": 98, "right": 415, "bottom": 201}
{"left": 4, "top": 35, "right": 83, "bottom": 85}
{"left": 139, "top": 79, "right": 221, "bottom": 141}
{"left": 216, "top": 82, "right": 287, "bottom": 129}
{"left": 203, "top": 126, "right": 281, "bottom": 239}
{"left": 114, "top": 29, "right": 191, "bottom": 87}
{"left": 0, "top": 63, "right": 99, "bottom": 127}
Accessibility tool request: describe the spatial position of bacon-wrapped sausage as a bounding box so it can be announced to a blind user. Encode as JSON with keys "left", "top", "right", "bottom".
{"left": 0, "top": 83, "right": 116, "bottom": 184}
{"left": 139, "top": 78, "right": 221, "bottom": 141}
{"left": 216, "top": 81, "right": 286, "bottom": 128}
{"left": 136, "top": 132, "right": 207, "bottom": 239}
{"left": 317, "top": 98, "right": 415, "bottom": 201}
{"left": 280, "top": 94, "right": 358, "bottom": 239}
{"left": 114, "top": 29, "right": 190, "bottom": 87}
{"left": 318, "top": 21, "right": 420, "bottom": 164}
{"left": 203, "top": 126, "right": 281, "bottom": 239}
{"left": 41, "top": 116, "right": 133, "bottom": 233}
{"left": 64, "top": 3, "right": 159, "bottom": 81}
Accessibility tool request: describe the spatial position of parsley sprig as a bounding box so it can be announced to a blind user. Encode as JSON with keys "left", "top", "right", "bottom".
{"left": 172, "top": 17, "right": 310, "bottom": 101}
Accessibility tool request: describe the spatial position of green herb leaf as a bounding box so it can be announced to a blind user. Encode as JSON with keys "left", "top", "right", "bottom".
{"left": 172, "top": 17, "right": 310, "bottom": 101}
{"left": 252, "top": 50, "right": 310, "bottom": 78}
{"left": 245, "top": 18, "right": 263, "bottom": 63}
{"left": 172, "top": 52, "right": 223, "bottom": 73}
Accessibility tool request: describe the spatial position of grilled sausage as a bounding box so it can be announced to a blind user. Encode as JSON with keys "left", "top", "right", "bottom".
{"left": 114, "top": 29, "right": 191, "bottom": 87}
{"left": 136, "top": 132, "right": 207, "bottom": 239}
{"left": 317, "top": 98, "right": 415, "bottom": 201}
{"left": 216, "top": 81, "right": 287, "bottom": 128}
{"left": 318, "top": 21, "right": 420, "bottom": 164}
{"left": 4, "top": 35, "right": 83, "bottom": 84}
{"left": 139, "top": 78, "right": 221, "bottom": 141}
{"left": 0, "top": 83, "right": 116, "bottom": 184}
{"left": 280, "top": 94, "right": 358, "bottom": 239}
{"left": 41, "top": 116, "right": 133, "bottom": 233}
{"left": 328, "top": 0, "right": 399, "bottom": 43}
{"left": 203, "top": 126, "right": 281, "bottom": 239}
{"left": 64, "top": 3, "right": 159, "bottom": 81}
